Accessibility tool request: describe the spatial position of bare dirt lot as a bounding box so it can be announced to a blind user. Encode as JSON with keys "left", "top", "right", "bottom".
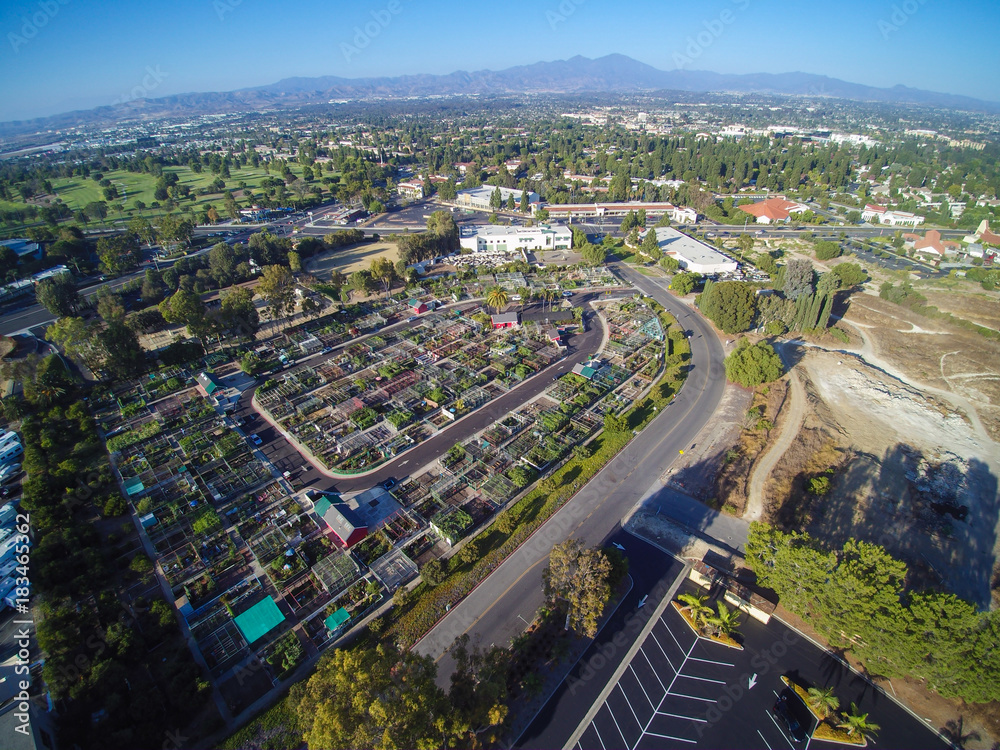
{"left": 306, "top": 241, "right": 400, "bottom": 277}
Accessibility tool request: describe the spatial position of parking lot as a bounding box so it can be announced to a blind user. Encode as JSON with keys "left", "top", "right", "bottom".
{"left": 570, "top": 581, "right": 948, "bottom": 750}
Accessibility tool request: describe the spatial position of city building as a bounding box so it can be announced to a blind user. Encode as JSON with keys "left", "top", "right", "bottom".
{"left": 737, "top": 197, "right": 809, "bottom": 224}
{"left": 491, "top": 312, "right": 519, "bottom": 329}
{"left": 0, "top": 238, "right": 41, "bottom": 261}
{"left": 644, "top": 227, "right": 738, "bottom": 275}
{"left": 903, "top": 230, "right": 961, "bottom": 259}
{"left": 861, "top": 204, "right": 925, "bottom": 227}
{"left": 455, "top": 186, "right": 539, "bottom": 211}
{"left": 963, "top": 219, "right": 1000, "bottom": 247}
{"left": 459, "top": 224, "right": 571, "bottom": 253}
{"left": 542, "top": 202, "right": 697, "bottom": 224}
{"left": 396, "top": 179, "right": 425, "bottom": 199}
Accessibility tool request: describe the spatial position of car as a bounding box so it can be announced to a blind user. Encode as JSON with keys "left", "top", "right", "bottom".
{"left": 249, "top": 434, "right": 263, "bottom": 446}
{"left": 771, "top": 692, "right": 807, "bottom": 743}
{"left": 407, "top": 316, "right": 418, "bottom": 322}
{"left": 382, "top": 477, "right": 397, "bottom": 490}
{"left": 561, "top": 290, "right": 573, "bottom": 297}
{"left": 232, "top": 416, "right": 244, "bottom": 427}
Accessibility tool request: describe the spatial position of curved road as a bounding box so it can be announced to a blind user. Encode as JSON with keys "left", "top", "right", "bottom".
{"left": 412, "top": 262, "right": 727, "bottom": 682}
{"left": 232, "top": 291, "right": 622, "bottom": 493}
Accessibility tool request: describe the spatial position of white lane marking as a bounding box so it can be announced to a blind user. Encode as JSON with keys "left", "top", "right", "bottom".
{"left": 688, "top": 656, "right": 735, "bottom": 667}
{"left": 646, "top": 629, "right": 677, "bottom": 675}
{"left": 643, "top": 731, "right": 697, "bottom": 744}
{"left": 666, "top": 691, "right": 718, "bottom": 703}
{"left": 766, "top": 710, "right": 797, "bottom": 750}
{"left": 675, "top": 673, "right": 727, "bottom": 685}
{"left": 758, "top": 729, "right": 774, "bottom": 750}
{"left": 604, "top": 699, "right": 630, "bottom": 748}
{"left": 655, "top": 711, "right": 707, "bottom": 723}
{"left": 591, "top": 722, "right": 607, "bottom": 750}
{"left": 639, "top": 647, "right": 668, "bottom": 692}
{"left": 660, "top": 617, "right": 688, "bottom": 654}
{"left": 617, "top": 681, "right": 645, "bottom": 734}
{"left": 628, "top": 663, "right": 657, "bottom": 711}
{"left": 631, "top": 636, "right": 699, "bottom": 750}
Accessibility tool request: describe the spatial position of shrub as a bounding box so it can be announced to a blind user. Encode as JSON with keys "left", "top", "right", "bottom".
{"left": 103, "top": 495, "right": 127, "bottom": 517}
{"left": 724, "top": 339, "right": 784, "bottom": 388}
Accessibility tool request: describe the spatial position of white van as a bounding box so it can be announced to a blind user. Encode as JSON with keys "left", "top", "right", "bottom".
{"left": 0, "top": 443, "right": 23, "bottom": 465}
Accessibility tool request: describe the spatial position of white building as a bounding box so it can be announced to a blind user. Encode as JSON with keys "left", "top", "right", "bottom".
{"left": 861, "top": 204, "right": 925, "bottom": 227}
{"left": 396, "top": 180, "right": 424, "bottom": 199}
{"left": 543, "top": 202, "right": 697, "bottom": 224}
{"left": 645, "top": 227, "right": 738, "bottom": 275}
{"left": 455, "top": 186, "right": 540, "bottom": 211}
{"left": 459, "top": 224, "right": 572, "bottom": 254}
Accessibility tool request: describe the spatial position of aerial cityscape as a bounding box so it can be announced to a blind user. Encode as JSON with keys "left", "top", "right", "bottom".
{"left": 1, "top": 1, "right": 999, "bottom": 749}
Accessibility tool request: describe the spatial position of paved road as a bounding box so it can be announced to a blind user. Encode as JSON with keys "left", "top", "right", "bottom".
{"left": 231, "top": 292, "right": 617, "bottom": 493}
{"left": 411, "top": 262, "right": 727, "bottom": 682}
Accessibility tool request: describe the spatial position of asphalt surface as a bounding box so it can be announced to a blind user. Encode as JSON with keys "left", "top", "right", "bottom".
{"left": 411, "top": 261, "right": 727, "bottom": 682}
{"left": 528, "top": 576, "right": 949, "bottom": 750}
{"left": 231, "top": 292, "right": 614, "bottom": 493}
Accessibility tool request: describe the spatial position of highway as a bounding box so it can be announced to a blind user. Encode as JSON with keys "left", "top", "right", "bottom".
{"left": 410, "top": 262, "right": 727, "bottom": 684}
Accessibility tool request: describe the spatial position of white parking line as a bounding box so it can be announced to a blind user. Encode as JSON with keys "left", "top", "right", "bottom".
{"left": 604, "top": 701, "right": 629, "bottom": 747}
{"left": 766, "top": 710, "right": 797, "bottom": 750}
{"left": 688, "top": 656, "right": 734, "bottom": 667}
{"left": 675, "top": 673, "right": 727, "bottom": 685}
{"left": 666, "top": 691, "right": 718, "bottom": 703}
{"left": 757, "top": 729, "right": 774, "bottom": 750}
{"left": 646, "top": 630, "right": 677, "bottom": 674}
{"left": 639, "top": 648, "right": 667, "bottom": 691}
{"left": 628, "top": 663, "right": 657, "bottom": 710}
{"left": 656, "top": 710, "right": 707, "bottom": 723}
{"left": 592, "top": 723, "right": 606, "bottom": 750}
{"left": 661, "top": 617, "right": 688, "bottom": 653}
{"left": 644, "top": 731, "right": 696, "bottom": 744}
{"left": 617, "top": 682, "right": 645, "bottom": 733}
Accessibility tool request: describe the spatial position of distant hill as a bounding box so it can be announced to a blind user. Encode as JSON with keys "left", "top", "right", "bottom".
{"left": 3, "top": 53, "right": 998, "bottom": 137}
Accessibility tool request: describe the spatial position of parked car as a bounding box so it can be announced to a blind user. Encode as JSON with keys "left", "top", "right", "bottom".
{"left": 382, "top": 477, "right": 397, "bottom": 490}
{"left": 249, "top": 434, "right": 263, "bottom": 446}
{"left": 771, "top": 692, "right": 807, "bottom": 743}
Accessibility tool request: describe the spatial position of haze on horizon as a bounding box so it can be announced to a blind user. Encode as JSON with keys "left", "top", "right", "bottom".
{"left": 2, "top": 0, "right": 998, "bottom": 122}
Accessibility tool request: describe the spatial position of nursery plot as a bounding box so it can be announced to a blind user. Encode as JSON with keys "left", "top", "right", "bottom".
{"left": 369, "top": 549, "right": 418, "bottom": 592}
{"left": 311, "top": 551, "right": 361, "bottom": 598}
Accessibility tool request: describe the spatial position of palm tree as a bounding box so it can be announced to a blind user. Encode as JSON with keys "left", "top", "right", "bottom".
{"left": 837, "top": 703, "right": 880, "bottom": 740}
{"left": 706, "top": 601, "right": 741, "bottom": 638}
{"left": 677, "top": 593, "right": 712, "bottom": 628}
{"left": 806, "top": 686, "right": 840, "bottom": 719}
{"left": 485, "top": 286, "right": 508, "bottom": 314}
{"left": 516, "top": 286, "right": 530, "bottom": 312}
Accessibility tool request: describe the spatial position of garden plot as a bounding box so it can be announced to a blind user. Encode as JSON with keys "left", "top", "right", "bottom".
{"left": 311, "top": 550, "right": 361, "bottom": 598}
{"left": 256, "top": 307, "right": 556, "bottom": 474}
{"left": 369, "top": 549, "right": 418, "bottom": 591}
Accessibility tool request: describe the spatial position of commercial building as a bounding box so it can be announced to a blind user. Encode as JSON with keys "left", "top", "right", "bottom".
{"left": 644, "top": 227, "right": 738, "bottom": 275}
{"left": 0, "top": 238, "right": 41, "bottom": 260}
{"left": 737, "top": 197, "right": 809, "bottom": 224}
{"left": 396, "top": 180, "right": 425, "bottom": 199}
{"left": 861, "top": 204, "right": 925, "bottom": 227}
{"left": 459, "top": 224, "right": 572, "bottom": 253}
{"left": 455, "top": 186, "right": 539, "bottom": 211}
{"left": 542, "top": 202, "right": 697, "bottom": 224}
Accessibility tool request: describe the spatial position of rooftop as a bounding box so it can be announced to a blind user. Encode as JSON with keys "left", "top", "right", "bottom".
{"left": 233, "top": 596, "right": 285, "bottom": 644}
{"left": 649, "top": 227, "right": 736, "bottom": 267}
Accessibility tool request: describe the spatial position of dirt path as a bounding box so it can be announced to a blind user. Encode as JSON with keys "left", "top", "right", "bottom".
{"left": 745, "top": 369, "right": 805, "bottom": 521}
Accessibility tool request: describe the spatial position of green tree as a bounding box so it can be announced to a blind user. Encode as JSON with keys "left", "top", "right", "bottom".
{"left": 543, "top": 539, "right": 613, "bottom": 637}
{"left": 580, "top": 243, "right": 607, "bottom": 266}
{"left": 724, "top": 338, "right": 783, "bottom": 387}
{"left": 288, "top": 250, "right": 302, "bottom": 273}
{"left": 706, "top": 601, "right": 741, "bottom": 638}
{"left": 519, "top": 190, "right": 529, "bottom": 213}
{"left": 370, "top": 256, "right": 396, "bottom": 297}
{"left": 46, "top": 317, "right": 103, "bottom": 373}
{"left": 699, "top": 280, "right": 756, "bottom": 333}
{"left": 641, "top": 229, "right": 662, "bottom": 260}
{"left": 97, "top": 321, "right": 146, "bottom": 380}
{"left": 670, "top": 271, "right": 700, "bottom": 295}
{"left": 677, "top": 593, "right": 712, "bottom": 628}
{"left": 831, "top": 262, "right": 867, "bottom": 288}
{"left": 736, "top": 233, "right": 754, "bottom": 257}
{"left": 814, "top": 240, "right": 841, "bottom": 260}
{"left": 159, "top": 289, "right": 208, "bottom": 340}
{"left": 219, "top": 287, "right": 259, "bottom": 338}
{"left": 96, "top": 233, "right": 140, "bottom": 275}
{"left": 807, "top": 687, "right": 840, "bottom": 719}
{"left": 294, "top": 644, "right": 463, "bottom": 750}
{"left": 35, "top": 275, "right": 79, "bottom": 317}
{"left": 782, "top": 258, "right": 815, "bottom": 300}
{"left": 257, "top": 264, "right": 296, "bottom": 331}
{"left": 659, "top": 256, "right": 680, "bottom": 273}
{"left": 485, "top": 286, "right": 508, "bottom": 313}
{"left": 421, "top": 559, "right": 446, "bottom": 587}
{"left": 837, "top": 703, "right": 880, "bottom": 740}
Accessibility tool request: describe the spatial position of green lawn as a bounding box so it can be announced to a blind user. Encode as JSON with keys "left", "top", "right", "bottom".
{"left": 4, "top": 163, "right": 319, "bottom": 232}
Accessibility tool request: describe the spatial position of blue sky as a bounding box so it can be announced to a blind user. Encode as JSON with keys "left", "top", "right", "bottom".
{"left": 2, "top": 0, "right": 998, "bottom": 122}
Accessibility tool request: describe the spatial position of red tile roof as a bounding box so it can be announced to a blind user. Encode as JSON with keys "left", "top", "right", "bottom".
{"left": 738, "top": 197, "right": 804, "bottom": 222}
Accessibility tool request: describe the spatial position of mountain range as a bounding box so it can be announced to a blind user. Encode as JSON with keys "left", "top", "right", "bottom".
{"left": 3, "top": 53, "right": 998, "bottom": 138}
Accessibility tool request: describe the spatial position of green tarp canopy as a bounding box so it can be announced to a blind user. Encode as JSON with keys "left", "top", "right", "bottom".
{"left": 313, "top": 496, "right": 333, "bottom": 518}
{"left": 324, "top": 607, "right": 350, "bottom": 633}
{"left": 123, "top": 477, "right": 145, "bottom": 496}
{"left": 234, "top": 596, "right": 285, "bottom": 644}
